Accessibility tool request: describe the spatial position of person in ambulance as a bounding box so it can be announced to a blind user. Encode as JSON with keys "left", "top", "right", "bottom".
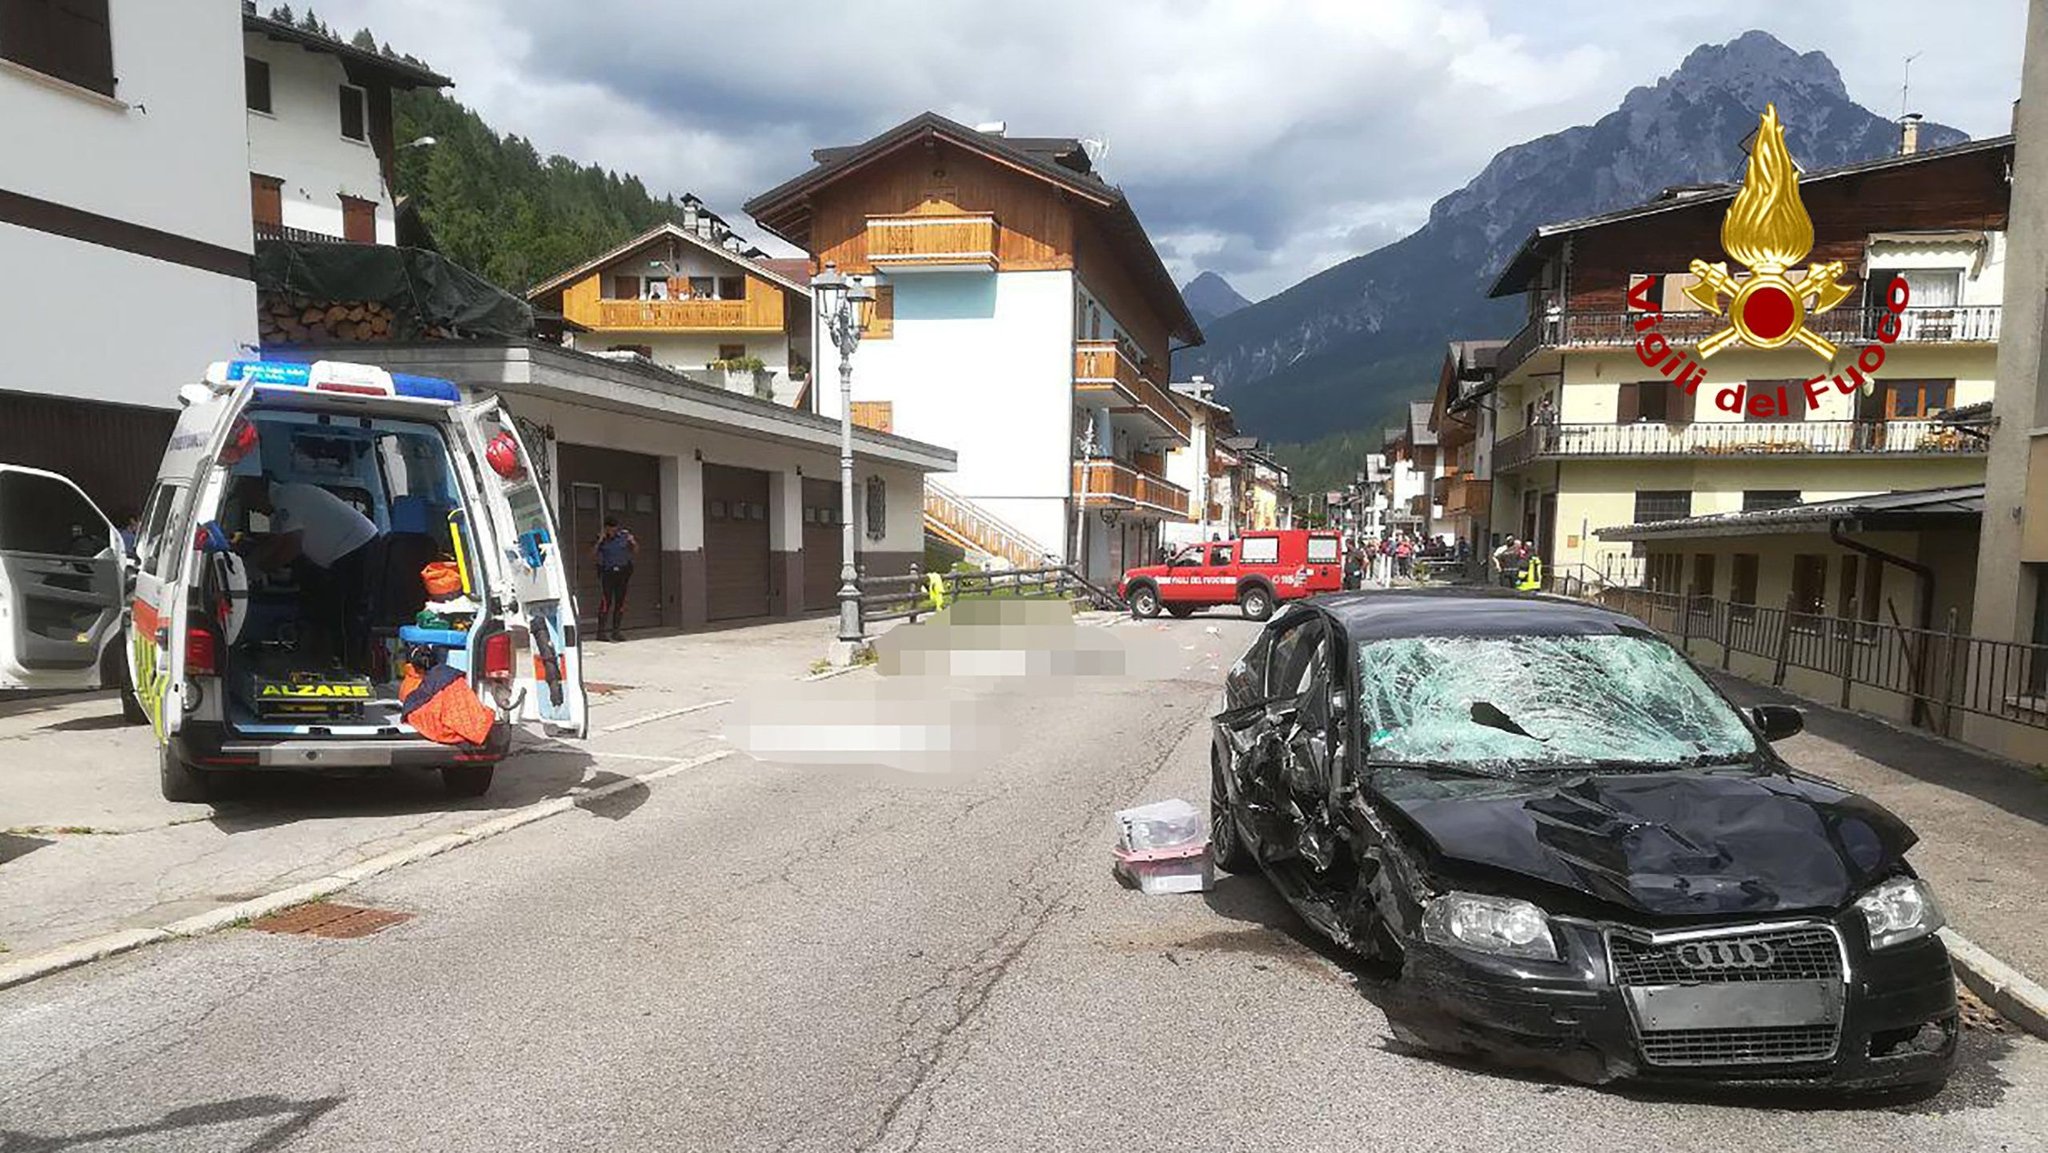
{"left": 114, "top": 359, "right": 588, "bottom": 803}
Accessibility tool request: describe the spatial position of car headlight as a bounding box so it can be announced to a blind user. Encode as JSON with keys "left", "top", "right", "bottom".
{"left": 1855, "top": 876, "right": 1944, "bottom": 950}
{"left": 1421, "top": 892, "right": 1558, "bottom": 961}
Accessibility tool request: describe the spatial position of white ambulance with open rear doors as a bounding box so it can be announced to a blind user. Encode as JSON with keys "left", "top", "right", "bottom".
{"left": 115, "top": 359, "right": 586, "bottom": 801}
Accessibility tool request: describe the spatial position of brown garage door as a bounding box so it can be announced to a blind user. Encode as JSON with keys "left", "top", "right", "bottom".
{"left": 704, "top": 463, "right": 771, "bottom": 621}
{"left": 801, "top": 478, "right": 843, "bottom": 611}
{"left": 556, "top": 442, "right": 664, "bottom": 632}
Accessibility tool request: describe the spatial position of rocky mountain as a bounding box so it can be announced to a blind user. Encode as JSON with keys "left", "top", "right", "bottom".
{"left": 1183, "top": 30, "right": 1967, "bottom": 445}
{"left": 1181, "top": 271, "right": 1251, "bottom": 327}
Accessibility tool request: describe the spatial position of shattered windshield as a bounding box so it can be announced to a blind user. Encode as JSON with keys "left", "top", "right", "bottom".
{"left": 1355, "top": 634, "right": 1758, "bottom": 774}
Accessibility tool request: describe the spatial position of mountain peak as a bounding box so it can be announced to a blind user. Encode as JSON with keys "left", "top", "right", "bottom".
{"left": 1176, "top": 30, "right": 1972, "bottom": 449}
{"left": 1629, "top": 31, "right": 1847, "bottom": 114}
{"left": 1181, "top": 270, "right": 1251, "bottom": 326}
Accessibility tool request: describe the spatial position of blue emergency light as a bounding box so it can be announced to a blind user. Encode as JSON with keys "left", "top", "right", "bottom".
{"left": 216, "top": 360, "right": 459, "bottom": 403}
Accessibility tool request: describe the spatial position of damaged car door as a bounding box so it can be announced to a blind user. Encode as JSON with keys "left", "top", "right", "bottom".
{"left": 1218, "top": 610, "right": 1337, "bottom": 870}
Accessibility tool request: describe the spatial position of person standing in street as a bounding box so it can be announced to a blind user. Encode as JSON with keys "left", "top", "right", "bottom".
{"left": 592, "top": 516, "right": 639, "bottom": 642}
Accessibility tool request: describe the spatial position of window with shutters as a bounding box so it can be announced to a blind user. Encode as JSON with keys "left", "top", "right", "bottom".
{"left": 250, "top": 174, "right": 284, "bottom": 230}
{"left": 1617, "top": 382, "right": 1684, "bottom": 424}
{"left": 864, "top": 476, "right": 886, "bottom": 541}
{"left": 608, "top": 275, "right": 639, "bottom": 300}
{"left": 861, "top": 285, "right": 894, "bottom": 339}
{"left": 0, "top": 0, "right": 115, "bottom": 97}
{"left": 717, "top": 275, "right": 745, "bottom": 300}
{"left": 340, "top": 196, "right": 376, "bottom": 243}
{"left": 1632, "top": 490, "right": 1690, "bottom": 523}
{"left": 339, "top": 83, "right": 367, "bottom": 141}
{"left": 1742, "top": 490, "right": 1801, "bottom": 512}
{"left": 245, "top": 56, "right": 271, "bottom": 113}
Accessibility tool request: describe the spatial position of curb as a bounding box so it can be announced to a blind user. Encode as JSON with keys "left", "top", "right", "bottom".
{"left": 0, "top": 748, "right": 733, "bottom": 993}
{"left": 1943, "top": 928, "right": 2048, "bottom": 1040}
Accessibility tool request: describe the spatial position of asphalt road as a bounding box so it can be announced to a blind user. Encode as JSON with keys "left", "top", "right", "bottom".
{"left": 2, "top": 612, "right": 2046, "bottom": 1152}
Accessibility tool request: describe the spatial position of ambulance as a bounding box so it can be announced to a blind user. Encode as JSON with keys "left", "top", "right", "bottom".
{"left": 113, "top": 359, "right": 585, "bottom": 801}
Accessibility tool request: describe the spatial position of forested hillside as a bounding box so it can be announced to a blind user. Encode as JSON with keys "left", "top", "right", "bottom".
{"left": 268, "top": 6, "right": 696, "bottom": 292}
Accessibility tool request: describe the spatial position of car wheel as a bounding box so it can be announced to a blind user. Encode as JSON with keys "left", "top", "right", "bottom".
{"left": 442, "top": 764, "right": 496, "bottom": 797}
{"left": 1166, "top": 605, "right": 1195, "bottom": 618}
{"left": 1238, "top": 585, "right": 1274, "bottom": 622}
{"left": 158, "top": 743, "right": 211, "bottom": 803}
{"left": 1210, "top": 747, "right": 1256, "bottom": 873}
{"left": 1129, "top": 585, "right": 1161, "bottom": 618}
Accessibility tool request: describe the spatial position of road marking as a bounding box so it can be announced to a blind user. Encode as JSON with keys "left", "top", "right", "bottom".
{"left": 0, "top": 748, "right": 734, "bottom": 992}
{"left": 601, "top": 698, "right": 733, "bottom": 733}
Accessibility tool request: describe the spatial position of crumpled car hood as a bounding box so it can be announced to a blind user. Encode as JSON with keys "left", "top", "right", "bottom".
{"left": 1379, "top": 769, "right": 1917, "bottom": 917}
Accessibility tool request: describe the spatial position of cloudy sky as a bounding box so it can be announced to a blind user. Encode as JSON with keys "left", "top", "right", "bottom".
{"left": 307, "top": 0, "right": 2027, "bottom": 300}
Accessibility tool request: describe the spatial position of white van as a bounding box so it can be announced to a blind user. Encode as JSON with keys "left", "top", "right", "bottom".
{"left": 124, "top": 359, "right": 586, "bottom": 801}
{"left": 0, "top": 464, "right": 128, "bottom": 699}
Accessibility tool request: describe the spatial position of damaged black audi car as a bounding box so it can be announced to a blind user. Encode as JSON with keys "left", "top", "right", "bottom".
{"left": 1210, "top": 589, "right": 1955, "bottom": 1091}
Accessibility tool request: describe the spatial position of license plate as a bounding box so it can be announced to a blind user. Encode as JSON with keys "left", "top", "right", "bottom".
{"left": 1628, "top": 980, "right": 1839, "bottom": 1030}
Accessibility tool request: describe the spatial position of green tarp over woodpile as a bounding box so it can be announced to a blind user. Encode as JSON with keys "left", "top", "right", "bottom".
{"left": 254, "top": 241, "right": 533, "bottom": 340}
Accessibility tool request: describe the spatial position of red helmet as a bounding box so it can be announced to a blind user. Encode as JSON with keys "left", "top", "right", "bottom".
{"left": 485, "top": 432, "right": 522, "bottom": 479}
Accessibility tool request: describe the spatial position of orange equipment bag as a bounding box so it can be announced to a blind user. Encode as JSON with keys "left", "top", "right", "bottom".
{"left": 421, "top": 560, "right": 464, "bottom": 598}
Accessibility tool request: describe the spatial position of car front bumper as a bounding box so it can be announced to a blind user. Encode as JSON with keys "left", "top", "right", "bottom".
{"left": 1387, "top": 918, "right": 1957, "bottom": 1092}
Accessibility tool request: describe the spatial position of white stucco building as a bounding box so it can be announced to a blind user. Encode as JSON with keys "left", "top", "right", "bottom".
{"left": 242, "top": 11, "right": 449, "bottom": 244}
{"left": 746, "top": 113, "right": 1204, "bottom": 581}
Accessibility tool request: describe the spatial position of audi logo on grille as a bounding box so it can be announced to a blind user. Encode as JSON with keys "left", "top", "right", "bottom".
{"left": 1676, "top": 940, "right": 1777, "bottom": 970}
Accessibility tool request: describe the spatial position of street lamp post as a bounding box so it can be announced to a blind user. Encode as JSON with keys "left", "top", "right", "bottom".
{"left": 812, "top": 263, "right": 875, "bottom": 644}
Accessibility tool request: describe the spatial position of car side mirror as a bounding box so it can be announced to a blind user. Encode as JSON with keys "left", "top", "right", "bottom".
{"left": 1749, "top": 704, "right": 1804, "bottom": 742}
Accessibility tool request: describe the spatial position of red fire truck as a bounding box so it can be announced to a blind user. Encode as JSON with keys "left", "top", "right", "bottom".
{"left": 1119, "top": 529, "right": 1343, "bottom": 621}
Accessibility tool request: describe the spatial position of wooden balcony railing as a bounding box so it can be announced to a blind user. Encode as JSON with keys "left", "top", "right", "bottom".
{"left": 1074, "top": 340, "right": 1192, "bottom": 442}
{"left": 1495, "top": 418, "right": 1991, "bottom": 471}
{"left": 594, "top": 298, "right": 756, "bottom": 329}
{"left": 1497, "top": 306, "right": 2003, "bottom": 378}
{"left": 1074, "top": 457, "right": 1190, "bottom": 518}
{"left": 1442, "top": 474, "right": 1491, "bottom": 518}
{"left": 866, "top": 212, "right": 999, "bottom": 270}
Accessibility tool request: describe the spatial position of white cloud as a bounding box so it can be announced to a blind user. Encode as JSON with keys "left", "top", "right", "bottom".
{"left": 303, "top": 0, "right": 2024, "bottom": 299}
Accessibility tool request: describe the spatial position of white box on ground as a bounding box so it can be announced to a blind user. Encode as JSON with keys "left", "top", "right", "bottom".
{"left": 1115, "top": 798, "right": 1206, "bottom": 852}
{"left": 1114, "top": 843, "right": 1215, "bottom": 894}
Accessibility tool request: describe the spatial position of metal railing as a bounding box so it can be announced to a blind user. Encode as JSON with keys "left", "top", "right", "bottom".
{"left": 1498, "top": 305, "right": 2003, "bottom": 377}
{"left": 859, "top": 563, "right": 1122, "bottom": 624}
{"left": 1573, "top": 585, "right": 2048, "bottom": 736}
{"left": 1496, "top": 418, "right": 1988, "bottom": 470}
{"left": 254, "top": 222, "right": 344, "bottom": 244}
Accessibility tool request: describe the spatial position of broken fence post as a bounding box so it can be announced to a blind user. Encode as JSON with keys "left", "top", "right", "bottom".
{"left": 1838, "top": 598, "right": 1858, "bottom": 709}
{"left": 1940, "top": 606, "right": 1964, "bottom": 738}
{"left": 1771, "top": 591, "right": 1796, "bottom": 687}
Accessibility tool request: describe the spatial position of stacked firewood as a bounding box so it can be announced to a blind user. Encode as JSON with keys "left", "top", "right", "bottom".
{"left": 258, "top": 296, "right": 438, "bottom": 345}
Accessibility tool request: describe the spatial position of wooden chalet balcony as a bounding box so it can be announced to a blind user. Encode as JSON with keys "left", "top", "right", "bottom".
{"left": 866, "top": 212, "right": 999, "bottom": 271}
{"left": 1433, "top": 472, "right": 1491, "bottom": 518}
{"left": 586, "top": 296, "right": 783, "bottom": 331}
{"left": 1073, "top": 340, "right": 1192, "bottom": 443}
{"left": 1496, "top": 306, "right": 2002, "bottom": 378}
{"left": 1494, "top": 418, "right": 1991, "bottom": 471}
{"left": 1074, "top": 457, "right": 1190, "bottom": 519}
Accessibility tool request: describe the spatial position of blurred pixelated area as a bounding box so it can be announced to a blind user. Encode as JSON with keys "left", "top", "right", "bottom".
{"left": 728, "top": 601, "right": 1206, "bottom": 774}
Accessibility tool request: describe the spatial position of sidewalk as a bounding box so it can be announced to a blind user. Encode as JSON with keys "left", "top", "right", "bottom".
{"left": 1713, "top": 673, "right": 2048, "bottom": 1022}
{"left": 0, "top": 616, "right": 844, "bottom": 969}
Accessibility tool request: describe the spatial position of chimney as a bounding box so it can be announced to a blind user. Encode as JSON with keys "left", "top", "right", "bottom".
{"left": 1900, "top": 113, "right": 1923, "bottom": 156}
